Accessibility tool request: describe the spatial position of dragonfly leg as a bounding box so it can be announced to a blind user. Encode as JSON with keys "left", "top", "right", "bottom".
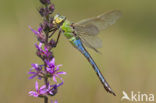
{"left": 52, "top": 30, "right": 62, "bottom": 47}
{"left": 49, "top": 29, "right": 57, "bottom": 38}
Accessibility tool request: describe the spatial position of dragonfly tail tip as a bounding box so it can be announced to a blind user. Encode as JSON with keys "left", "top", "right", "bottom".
{"left": 112, "top": 92, "right": 116, "bottom": 96}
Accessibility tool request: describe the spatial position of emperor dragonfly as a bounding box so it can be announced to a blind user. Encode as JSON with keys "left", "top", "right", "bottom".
{"left": 53, "top": 10, "right": 121, "bottom": 96}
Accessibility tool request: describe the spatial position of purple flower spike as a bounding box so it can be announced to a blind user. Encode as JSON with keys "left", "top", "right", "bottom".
{"left": 28, "top": 64, "right": 43, "bottom": 80}
{"left": 28, "top": 0, "right": 66, "bottom": 102}
{"left": 29, "top": 81, "right": 48, "bottom": 97}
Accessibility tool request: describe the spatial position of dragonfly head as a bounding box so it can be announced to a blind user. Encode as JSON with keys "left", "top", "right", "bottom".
{"left": 53, "top": 14, "right": 66, "bottom": 27}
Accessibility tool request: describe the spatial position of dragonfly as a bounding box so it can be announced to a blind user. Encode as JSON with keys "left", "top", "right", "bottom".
{"left": 52, "top": 10, "right": 121, "bottom": 96}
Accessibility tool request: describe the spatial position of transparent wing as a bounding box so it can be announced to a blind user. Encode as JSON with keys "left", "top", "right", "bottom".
{"left": 74, "top": 24, "right": 100, "bottom": 36}
{"left": 74, "top": 10, "right": 121, "bottom": 51}
{"left": 79, "top": 35, "right": 102, "bottom": 52}
{"left": 74, "top": 24, "right": 101, "bottom": 51}
{"left": 76, "top": 10, "right": 121, "bottom": 31}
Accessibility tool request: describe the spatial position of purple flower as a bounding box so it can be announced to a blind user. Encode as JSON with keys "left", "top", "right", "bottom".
{"left": 28, "top": 64, "right": 43, "bottom": 80}
{"left": 35, "top": 42, "right": 42, "bottom": 50}
{"left": 46, "top": 58, "right": 66, "bottom": 82}
{"left": 29, "top": 80, "right": 64, "bottom": 97}
{"left": 46, "top": 57, "right": 55, "bottom": 68}
{"left": 48, "top": 81, "right": 64, "bottom": 96}
{"left": 51, "top": 100, "right": 58, "bottom": 103}
{"left": 29, "top": 26, "right": 46, "bottom": 43}
{"left": 29, "top": 26, "right": 42, "bottom": 35}
{"left": 35, "top": 42, "right": 52, "bottom": 56}
{"left": 29, "top": 81, "right": 48, "bottom": 97}
{"left": 35, "top": 42, "right": 53, "bottom": 60}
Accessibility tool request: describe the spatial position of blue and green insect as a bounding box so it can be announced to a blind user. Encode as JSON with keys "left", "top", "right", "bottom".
{"left": 53, "top": 10, "right": 121, "bottom": 96}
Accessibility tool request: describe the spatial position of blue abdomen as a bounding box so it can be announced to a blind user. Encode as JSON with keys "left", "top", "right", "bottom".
{"left": 73, "top": 39, "right": 115, "bottom": 95}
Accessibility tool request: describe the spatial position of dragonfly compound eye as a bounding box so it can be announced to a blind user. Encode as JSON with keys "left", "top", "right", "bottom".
{"left": 53, "top": 14, "right": 66, "bottom": 25}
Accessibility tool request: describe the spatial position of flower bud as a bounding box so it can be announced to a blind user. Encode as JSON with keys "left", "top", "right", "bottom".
{"left": 49, "top": 4, "right": 55, "bottom": 14}
{"left": 41, "top": 20, "right": 54, "bottom": 32}
{"left": 40, "top": 0, "right": 51, "bottom": 5}
{"left": 36, "top": 51, "right": 42, "bottom": 58}
{"left": 49, "top": 39, "right": 56, "bottom": 47}
{"left": 39, "top": 7, "right": 49, "bottom": 17}
{"left": 37, "top": 33, "right": 46, "bottom": 43}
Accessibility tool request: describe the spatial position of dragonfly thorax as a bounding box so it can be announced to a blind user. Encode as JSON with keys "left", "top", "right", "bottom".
{"left": 60, "top": 20, "right": 76, "bottom": 39}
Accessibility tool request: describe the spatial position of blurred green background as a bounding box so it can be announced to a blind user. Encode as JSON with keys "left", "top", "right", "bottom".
{"left": 0, "top": 0, "right": 156, "bottom": 103}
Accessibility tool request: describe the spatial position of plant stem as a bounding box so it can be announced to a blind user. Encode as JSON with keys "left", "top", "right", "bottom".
{"left": 44, "top": 96, "right": 48, "bottom": 103}
{"left": 44, "top": 60, "right": 48, "bottom": 103}
{"left": 44, "top": 26, "right": 49, "bottom": 103}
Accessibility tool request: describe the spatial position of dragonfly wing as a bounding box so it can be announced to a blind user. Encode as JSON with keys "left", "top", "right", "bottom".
{"left": 74, "top": 22, "right": 102, "bottom": 51}
{"left": 74, "top": 10, "right": 121, "bottom": 51}
{"left": 74, "top": 24, "right": 100, "bottom": 36}
{"left": 80, "top": 35, "right": 102, "bottom": 52}
{"left": 76, "top": 10, "right": 121, "bottom": 31}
